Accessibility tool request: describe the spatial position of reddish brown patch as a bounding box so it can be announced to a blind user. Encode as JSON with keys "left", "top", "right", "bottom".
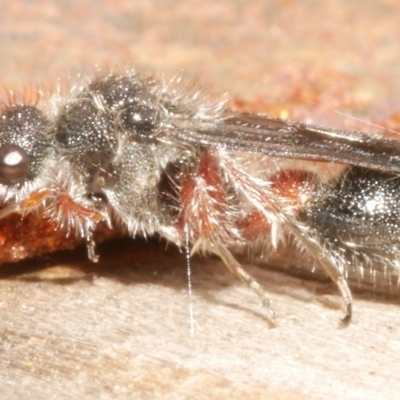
{"left": 0, "top": 186, "right": 118, "bottom": 265}
{"left": 55, "top": 191, "right": 103, "bottom": 222}
{"left": 20, "top": 189, "right": 52, "bottom": 208}
{"left": 21, "top": 188, "right": 103, "bottom": 223}
{"left": 197, "top": 151, "right": 225, "bottom": 210}
{"left": 270, "top": 170, "right": 315, "bottom": 206}
{"left": 179, "top": 151, "right": 227, "bottom": 238}
{"left": 180, "top": 174, "right": 196, "bottom": 213}
{"left": 237, "top": 210, "right": 271, "bottom": 240}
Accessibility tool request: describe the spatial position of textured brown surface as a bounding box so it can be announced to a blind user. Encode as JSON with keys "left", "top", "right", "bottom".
{"left": 1, "top": 1, "right": 400, "bottom": 399}
{"left": 0, "top": 213, "right": 118, "bottom": 263}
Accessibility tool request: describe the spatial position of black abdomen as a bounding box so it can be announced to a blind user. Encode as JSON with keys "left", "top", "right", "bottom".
{"left": 306, "top": 167, "right": 400, "bottom": 248}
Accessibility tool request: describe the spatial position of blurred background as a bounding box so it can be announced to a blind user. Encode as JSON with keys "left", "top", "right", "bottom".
{"left": 2, "top": 0, "right": 400, "bottom": 125}
{"left": 1, "top": 1, "right": 400, "bottom": 399}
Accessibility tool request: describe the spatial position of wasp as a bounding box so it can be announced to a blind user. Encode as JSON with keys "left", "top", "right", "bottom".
{"left": 0, "top": 68, "right": 399, "bottom": 322}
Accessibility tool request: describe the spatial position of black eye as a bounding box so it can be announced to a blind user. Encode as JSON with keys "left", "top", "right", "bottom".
{"left": 0, "top": 144, "right": 30, "bottom": 185}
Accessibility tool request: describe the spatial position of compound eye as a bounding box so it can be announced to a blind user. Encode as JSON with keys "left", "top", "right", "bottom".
{"left": 0, "top": 144, "right": 30, "bottom": 185}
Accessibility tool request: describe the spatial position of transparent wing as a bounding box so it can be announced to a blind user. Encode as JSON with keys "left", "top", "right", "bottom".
{"left": 171, "top": 112, "right": 400, "bottom": 173}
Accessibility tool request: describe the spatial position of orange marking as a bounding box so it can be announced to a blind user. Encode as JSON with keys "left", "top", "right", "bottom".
{"left": 197, "top": 151, "right": 225, "bottom": 210}
{"left": 237, "top": 210, "right": 271, "bottom": 240}
{"left": 55, "top": 192, "right": 103, "bottom": 222}
{"left": 21, "top": 188, "right": 103, "bottom": 223}
{"left": 179, "top": 151, "right": 227, "bottom": 238}
{"left": 180, "top": 174, "right": 196, "bottom": 212}
{"left": 270, "top": 170, "right": 315, "bottom": 206}
{"left": 21, "top": 189, "right": 53, "bottom": 208}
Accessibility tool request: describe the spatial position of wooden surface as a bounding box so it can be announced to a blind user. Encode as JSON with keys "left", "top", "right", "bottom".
{"left": 1, "top": 1, "right": 400, "bottom": 399}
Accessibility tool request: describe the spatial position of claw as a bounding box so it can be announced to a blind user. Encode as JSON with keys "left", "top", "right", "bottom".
{"left": 86, "top": 234, "right": 99, "bottom": 263}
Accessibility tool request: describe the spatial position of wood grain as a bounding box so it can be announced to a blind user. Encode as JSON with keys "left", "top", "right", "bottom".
{"left": 0, "top": 1, "right": 400, "bottom": 399}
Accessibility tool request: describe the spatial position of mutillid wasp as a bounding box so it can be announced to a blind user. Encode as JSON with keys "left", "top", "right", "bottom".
{"left": 0, "top": 68, "right": 399, "bottom": 322}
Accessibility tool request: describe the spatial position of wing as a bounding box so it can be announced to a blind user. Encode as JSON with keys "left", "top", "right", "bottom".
{"left": 171, "top": 112, "right": 400, "bottom": 174}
